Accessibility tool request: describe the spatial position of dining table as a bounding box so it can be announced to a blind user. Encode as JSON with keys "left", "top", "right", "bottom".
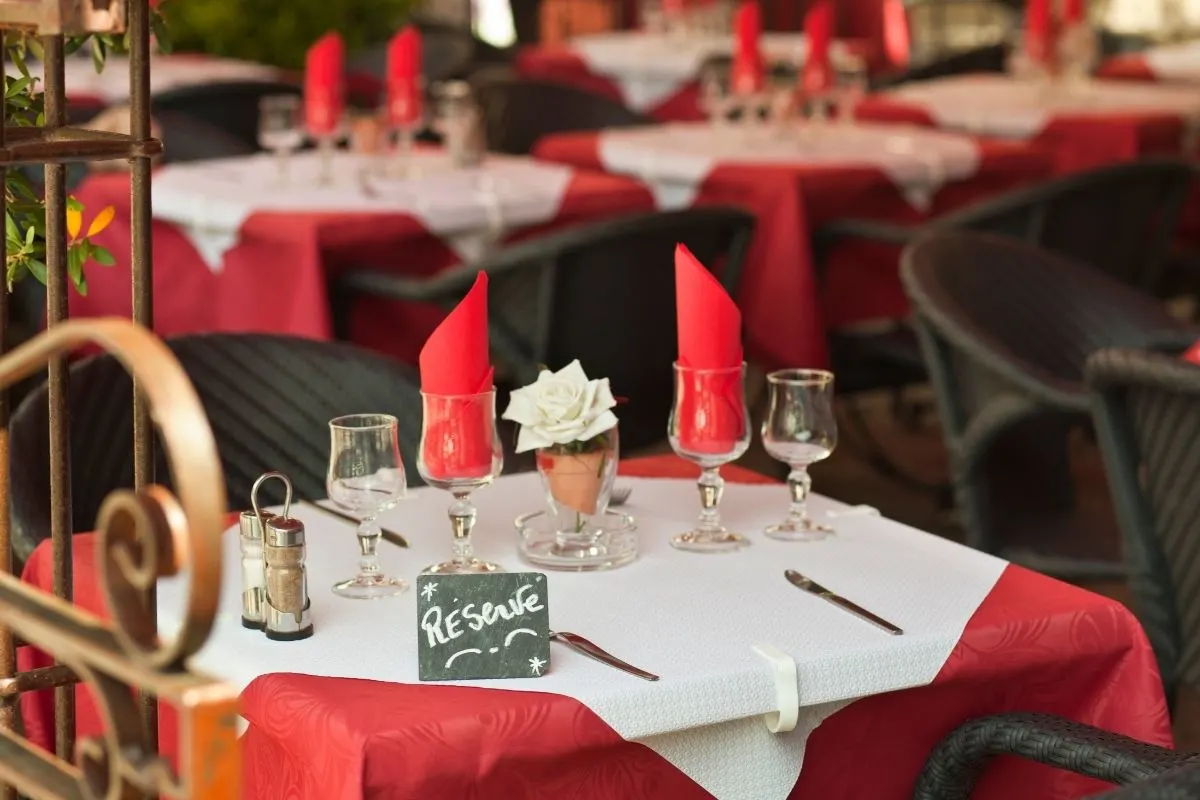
{"left": 18, "top": 455, "right": 1170, "bottom": 800}
{"left": 1097, "top": 40, "right": 1200, "bottom": 84}
{"left": 533, "top": 121, "right": 1054, "bottom": 369}
{"left": 67, "top": 149, "right": 656, "bottom": 366}
{"left": 855, "top": 73, "right": 1200, "bottom": 174}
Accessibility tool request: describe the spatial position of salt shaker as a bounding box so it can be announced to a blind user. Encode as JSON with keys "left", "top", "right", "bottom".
{"left": 437, "top": 81, "right": 486, "bottom": 169}
{"left": 262, "top": 513, "right": 314, "bottom": 641}
{"left": 250, "top": 472, "right": 313, "bottom": 641}
{"left": 238, "top": 509, "right": 275, "bottom": 629}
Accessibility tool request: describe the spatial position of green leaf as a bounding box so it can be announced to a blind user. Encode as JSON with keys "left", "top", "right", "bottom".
{"left": 67, "top": 247, "right": 85, "bottom": 290}
{"left": 90, "top": 245, "right": 115, "bottom": 267}
{"left": 27, "top": 38, "right": 43, "bottom": 62}
{"left": 5, "top": 76, "right": 32, "bottom": 98}
{"left": 152, "top": 13, "right": 173, "bottom": 54}
{"left": 66, "top": 197, "right": 83, "bottom": 214}
{"left": 25, "top": 258, "right": 46, "bottom": 285}
{"left": 24, "top": 225, "right": 35, "bottom": 247}
{"left": 91, "top": 37, "right": 107, "bottom": 73}
{"left": 5, "top": 213, "right": 19, "bottom": 242}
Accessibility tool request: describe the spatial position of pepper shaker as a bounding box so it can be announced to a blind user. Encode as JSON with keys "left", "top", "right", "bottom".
{"left": 251, "top": 472, "right": 313, "bottom": 641}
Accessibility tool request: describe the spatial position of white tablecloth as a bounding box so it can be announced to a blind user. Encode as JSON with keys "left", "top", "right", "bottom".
{"left": 150, "top": 150, "right": 575, "bottom": 270}
{"left": 15, "top": 54, "right": 285, "bottom": 104}
{"left": 596, "top": 121, "right": 982, "bottom": 210}
{"left": 158, "top": 473, "right": 1006, "bottom": 800}
{"left": 887, "top": 74, "right": 1200, "bottom": 139}
{"left": 568, "top": 31, "right": 847, "bottom": 111}
{"left": 1144, "top": 40, "right": 1200, "bottom": 82}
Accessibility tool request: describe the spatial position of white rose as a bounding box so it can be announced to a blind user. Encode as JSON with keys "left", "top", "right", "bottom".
{"left": 502, "top": 359, "right": 619, "bottom": 453}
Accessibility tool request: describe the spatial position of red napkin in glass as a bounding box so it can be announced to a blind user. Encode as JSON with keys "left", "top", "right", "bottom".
{"left": 1025, "top": 0, "right": 1052, "bottom": 64}
{"left": 387, "top": 25, "right": 423, "bottom": 127}
{"left": 1062, "top": 0, "right": 1086, "bottom": 26}
{"left": 1182, "top": 341, "right": 1200, "bottom": 365}
{"left": 802, "top": 0, "right": 834, "bottom": 95}
{"left": 305, "top": 32, "right": 345, "bottom": 137}
{"left": 675, "top": 245, "right": 746, "bottom": 454}
{"left": 419, "top": 272, "right": 496, "bottom": 480}
{"left": 731, "top": 1, "right": 765, "bottom": 95}
{"left": 882, "top": 0, "right": 911, "bottom": 69}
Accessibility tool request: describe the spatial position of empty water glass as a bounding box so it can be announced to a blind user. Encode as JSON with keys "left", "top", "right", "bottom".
{"left": 258, "top": 95, "right": 303, "bottom": 186}
{"left": 761, "top": 369, "right": 837, "bottom": 540}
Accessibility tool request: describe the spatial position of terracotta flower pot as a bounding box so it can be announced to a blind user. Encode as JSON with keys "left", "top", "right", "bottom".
{"left": 535, "top": 427, "right": 619, "bottom": 535}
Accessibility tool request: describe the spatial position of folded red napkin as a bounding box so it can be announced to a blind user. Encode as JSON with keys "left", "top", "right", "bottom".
{"left": 731, "top": 2, "right": 764, "bottom": 94}
{"left": 387, "top": 25, "right": 423, "bottom": 127}
{"left": 1063, "top": 0, "right": 1085, "bottom": 26}
{"left": 882, "top": 0, "right": 911, "bottom": 70}
{"left": 305, "top": 32, "right": 345, "bottom": 137}
{"left": 1025, "top": 0, "right": 1052, "bottom": 64}
{"left": 419, "top": 272, "right": 496, "bottom": 480}
{"left": 1182, "top": 341, "right": 1200, "bottom": 365}
{"left": 675, "top": 245, "right": 746, "bottom": 454}
{"left": 802, "top": 0, "right": 834, "bottom": 95}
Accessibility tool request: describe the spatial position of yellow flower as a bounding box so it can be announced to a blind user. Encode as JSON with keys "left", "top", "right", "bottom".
{"left": 66, "top": 202, "right": 115, "bottom": 243}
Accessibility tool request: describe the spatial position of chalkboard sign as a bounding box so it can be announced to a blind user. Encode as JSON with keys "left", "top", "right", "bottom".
{"left": 417, "top": 572, "right": 551, "bottom": 681}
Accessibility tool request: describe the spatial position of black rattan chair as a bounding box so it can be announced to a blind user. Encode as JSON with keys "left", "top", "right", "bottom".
{"left": 816, "top": 160, "right": 1195, "bottom": 495}
{"left": 332, "top": 208, "right": 755, "bottom": 453}
{"left": 348, "top": 20, "right": 510, "bottom": 86}
{"left": 472, "top": 75, "right": 653, "bottom": 155}
{"left": 1094, "top": 762, "right": 1200, "bottom": 798}
{"left": 1086, "top": 345, "right": 1200, "bottom": 708}
{"left": 151, "top": 79, "right": 302, "bottom": 153}
{"left": 9, "top": 334, "right": 431, "bottom": 560}
{"left": 156, "top": 110, "right": 257, "bottom": 162}
{"left": 901, "top": 231, "right": 1192, "bottom": 578}
{"left": 912, "top": 713, "right": 1199, "bottom": 800}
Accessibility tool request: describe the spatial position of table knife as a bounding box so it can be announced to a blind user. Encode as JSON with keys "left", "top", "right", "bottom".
{"left": 300, "top": 501, "right": 409, "bottom": 548}
{"left": 784, "top": 569, "right": 903, "bottom": 635}
{"left": 550, "top": 631, "right": 660, "bottom": 681}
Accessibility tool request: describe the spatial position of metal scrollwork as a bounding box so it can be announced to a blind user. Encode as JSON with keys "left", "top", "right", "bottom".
{"left": 0, "top": 319, "right": 238, "bottom": 800}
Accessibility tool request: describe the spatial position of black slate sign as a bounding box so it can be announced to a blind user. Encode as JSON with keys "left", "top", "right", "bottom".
{"left": 417, "top": 572, "right": 551, "bottom": 681}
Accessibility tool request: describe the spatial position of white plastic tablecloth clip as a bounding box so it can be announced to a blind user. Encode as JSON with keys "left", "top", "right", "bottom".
{"left": 752, "top": 643, "right": 799, "bottom": 734}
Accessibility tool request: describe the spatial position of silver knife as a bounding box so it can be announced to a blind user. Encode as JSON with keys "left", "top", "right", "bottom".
{"left": 550, "top": 631, "right": 660, "bottom": 681}
{"left": 784, "top": 570, "right": 904, "bottom": 635}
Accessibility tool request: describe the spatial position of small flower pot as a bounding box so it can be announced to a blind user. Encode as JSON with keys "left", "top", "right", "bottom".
{"left": 535, "top": 426, "right": 619, "bottom": 541}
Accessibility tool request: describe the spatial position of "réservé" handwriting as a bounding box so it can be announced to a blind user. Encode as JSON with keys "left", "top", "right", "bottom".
{"left": 421, "top": 584, "right": 545, "bottom": 647}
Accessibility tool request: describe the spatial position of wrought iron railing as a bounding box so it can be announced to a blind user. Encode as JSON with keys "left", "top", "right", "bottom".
{"left": 0, "top": 1, "right": 237, "bottom": 797}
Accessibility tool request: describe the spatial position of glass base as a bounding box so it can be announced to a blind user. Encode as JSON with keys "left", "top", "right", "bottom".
{"left": 765, "top": 519, "right": 834, "bottom": 542}
{"left": 421, "top": 558, "right": 504, "bottom": 575}
{"left": 516, "top": 509, "right": 638, "bottom": 572}
{"left": 670, "top": 530, "right": 749, "bottom": 553}
{"left": 332, "top": 574, "right": 408, "bottom": 599}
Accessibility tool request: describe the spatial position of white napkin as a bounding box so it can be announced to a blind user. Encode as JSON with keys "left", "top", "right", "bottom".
{"left": 158, "top": 473, "right": 1006, "bottom": 800}
{"left": 569, "top": 32, "right": 814, "bottom": 111}
{"left": 149, "top": 151, "right": 575, "bottom": 271}
{"left": 598, "top": 122, "right": 982, "bottom": 212}
{"left": 890, "top": 74, "right": 1200, "bottom": 139}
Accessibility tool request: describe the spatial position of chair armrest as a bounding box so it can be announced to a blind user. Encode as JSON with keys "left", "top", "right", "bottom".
{"left": 814, "top": 219, "right": 920, "bottom": 249}
{"left": 914, "top": 713, "right": 1197, "bottom": 800}
{"left": 335, "top": 265, "right": 482, "bottom": 304}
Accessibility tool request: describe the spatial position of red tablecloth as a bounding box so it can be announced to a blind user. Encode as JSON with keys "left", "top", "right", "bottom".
{"left": 855, "top": 94, "right": 1191, "bottom": 175}
{"left": 67, "top": 166, "right": 655, "bottom": 366}
{"left": 18, "top": 456, "right": 1170, "bottom": 799}
{"left": 533, "top": 131, "right": 1053, "bottom": 369}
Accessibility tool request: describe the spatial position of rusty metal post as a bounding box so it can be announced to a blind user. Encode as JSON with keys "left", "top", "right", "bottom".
{"left": 41, "top": 32, "right": 75, "bottom": 764}
{"left": 128, "top": 0, "right": 158, "bottom": 763}
{"left": 0, "top": 30, "right": 13, "bottom": 800}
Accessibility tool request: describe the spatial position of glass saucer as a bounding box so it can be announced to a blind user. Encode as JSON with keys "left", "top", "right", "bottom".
{"left": 515, "top": 509, "right": 638, "bottom": 572}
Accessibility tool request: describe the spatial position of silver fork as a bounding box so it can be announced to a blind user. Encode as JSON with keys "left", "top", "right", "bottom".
{"left": 550, "top": 631, "right": 659, "bottom": 681}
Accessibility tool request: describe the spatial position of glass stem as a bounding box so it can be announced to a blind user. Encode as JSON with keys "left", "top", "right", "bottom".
{"left": 357, "top": 519, "right": 382, "bottom": 578}
{"left": 318, "top": 136, "right": 335, "bottom": 185}
{"left": 696, "top": 467, "right": 725, "bottom": 533}
{"left": 394, "top": 126, "right": 414, "bottom": 177}
{"left": 448, "top": 492, "right": 477, "bottom": 567}
{"left": 276, "top": 147, "right": 290, "bottom": 186}
{"left": 786, "top": 466, "right": 813, "bottom": 524}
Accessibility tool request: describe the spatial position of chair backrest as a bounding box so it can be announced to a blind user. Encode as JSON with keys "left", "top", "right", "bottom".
{"left": 151, "top": 79, "right": 303, "bottom": 153}
{"left": 156, "top": 110, "right": 258, "bottom": 163}
{"left": 1090, "top": 762, "right": 1200, "bottom": 798}
{"left": 10, "top": 333, "right": 425, "bottom": 560}
{"left": 477, "top": 208, "right": 755, "bottom": 451}
{"left": 1086, "top": 345, "right": 1200, "bottom": 701}
{"left": 870, "top": 41, "right": 1010, "bottom": 89}
{"left": 935, "top": 160, "right": 1195, "bottom": 293}
{"left": 905, "top": 0, "right": 1016, "bottom": 62}
{"left": 348, "top": 21, "right": 489, "bottom": 84}
{"left": 473, "top": 75, "right": 653, "bottom": 155}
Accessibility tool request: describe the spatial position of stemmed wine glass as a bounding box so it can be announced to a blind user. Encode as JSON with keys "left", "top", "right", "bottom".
{"left": 418, "top": 389, "right": 505, "bottom": 573}
{"left": 667, "top": 362, "right": 752, "bottom": 551}
{"left": 761, "top": 369, "right": 837, "bottom": 540}
{"left": 327, "top": 414, "right": 409, "bottom": 598}
{"left": 258, "top": 95, "right": 304, "bottom": 186}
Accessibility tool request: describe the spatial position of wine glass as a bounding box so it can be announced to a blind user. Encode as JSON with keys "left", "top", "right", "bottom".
{"left": 418, "top": 389, "right": 505, "bottom": 574}
{"left": 666, "top": 362, "right": 752, "bottom": 552}
{"left": 761, "top": 369, "right": 837, "bottom": 540}
{"left": 327, "top": 414, "right": 409, "bottom": 598}
{"left": 258, "top": 94, "right": 303, "bottom": 186}
{"left": 387, "top": 80, "right": 424, "bottom": 178}
{"left": 833, "top": 55, "right": 868, "bottom": 126}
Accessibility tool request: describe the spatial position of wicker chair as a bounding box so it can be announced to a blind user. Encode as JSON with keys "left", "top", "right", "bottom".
{"left": 472, "top": 75, "right": 654, "bottom": 155}
{"left": 9, "top": 334, "right": 439, "bottom": 560}
{"left": 332, "top": 208, "right": 755, "bottom": 453}
{"left": 912, "top": 713, "right": 1199, "bottom": 800}
{"left": 1086, "top": 345, "right": 1200, "bottom": 708}
{"left": 1094, "top": 762, "right": 1200, "bottom": 798}
{"left": 901, "top": 232, "right": 1192, "bottom": 578}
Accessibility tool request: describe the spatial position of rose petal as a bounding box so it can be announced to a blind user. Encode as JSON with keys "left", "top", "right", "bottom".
{"left": 556, "top": 359, "right": 589, "bottom": 384}
{"left": 577, "top": 410, "right": 618, "bottom": 442}
{"left": 592, "top": 378, "right": 617, "bottom": 413}
{"left": 502, "top": 387, "right": 542, "bottom": 426}
{"left": 516, "top": 425, "right": 555, "bottom": 453}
